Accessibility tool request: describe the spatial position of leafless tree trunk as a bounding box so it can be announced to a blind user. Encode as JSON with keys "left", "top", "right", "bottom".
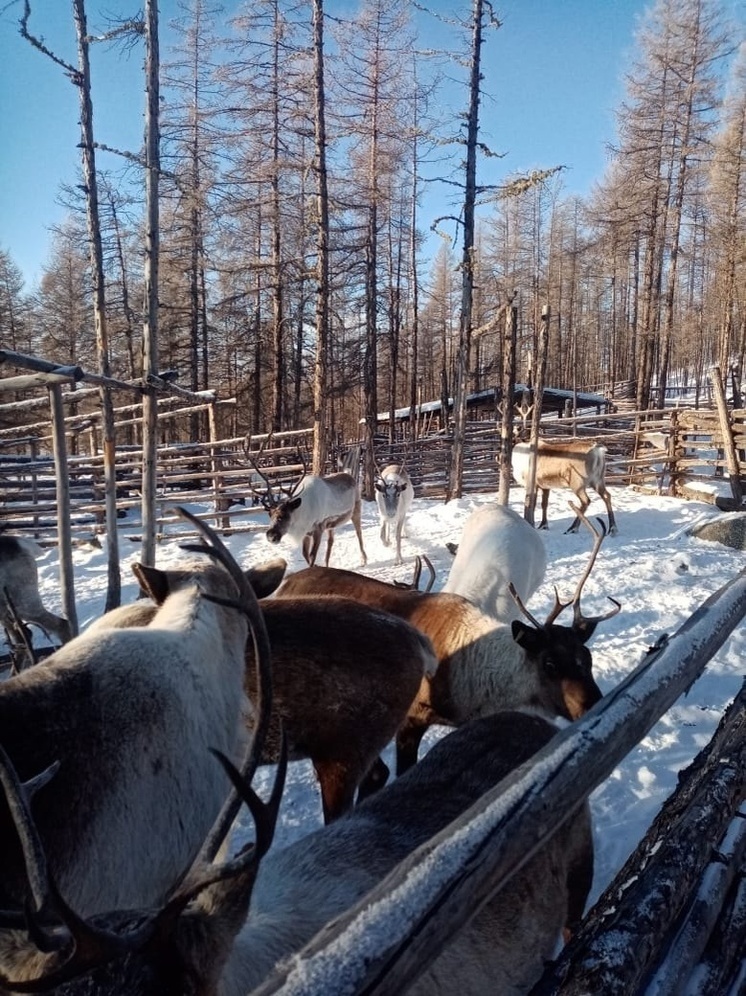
{"left": 141, "top": 0, "right": 160, "bottom": 567}
{"left": 448, "top": 0, "right": 486, "bottom": 500}
{"left": 311, "top": 0, "right": 330, "bottom": 473}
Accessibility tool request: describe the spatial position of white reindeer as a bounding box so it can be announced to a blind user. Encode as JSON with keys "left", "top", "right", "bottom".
{"left": 512, "top": 438, "right": 617, "bottom": 534}
{"left": 375, "top": 463, "right": 414, "bottom": 564}
{"left": 0, "top": 509, "right": 256, "bottom": 934}
{"left": 250, "top": 465, "right": 367, "bottom": 567}
{"left": 442, "top": 503, "right": 547, "bottom": 622}
{"left": 0, "top": 534, "right": 72, "bottom": 651}
{"left": 0, "top": 712, "right": 592, "bottom": 996}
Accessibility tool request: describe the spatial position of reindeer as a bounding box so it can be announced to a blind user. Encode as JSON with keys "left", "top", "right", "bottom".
{"left": 512, "top": 437, "right": 617, "bottom": 534}
{"left": 0, "top": 594, "right": 285, "bottom": 995}
{"left": 276, "top": 509, "right": 619, "bottom": 774}
{"left": 442, "top": 503, "right": 547, "bottom": 622}
{"left": 0, "top": 712, "right": 592, "bottom": 996}
{"left": 375, "top": 463, "right": 414, "bottom": 565}
{"left": 0, "top": 535, "right": 72, "bottom": 653}
{"left": 246, "top": 442, "right": 367, "bottom": 567}
{"left": 85, "top": 557, "right": 437, "bottom": 823}
{"left": 0, "top": 509, "right": 257, "bottom": 928}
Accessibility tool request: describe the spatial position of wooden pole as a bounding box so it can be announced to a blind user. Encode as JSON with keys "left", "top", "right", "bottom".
{"left": 497, "top": 303, "right": 517, "bottom": 505}
{"left": 710, "top": 365, "right": 742, "bottom": 507}
{"left": 523, "top": 304, "right": 549, "bottom": 525}
{"left": 48, "top": 385, "right": 78, "bottom": 636}
{"left": 140, "top": 0, "right": 161, "bottom": 567}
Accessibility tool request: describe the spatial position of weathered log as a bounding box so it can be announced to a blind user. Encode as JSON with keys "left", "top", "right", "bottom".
{"left": 533, "top": 680, "right": 746, "bottom": 995}
{"left": 644, "top": 812, "right": 746, "bottom": 996}
{"left": 252, "top": 569, "right": 746, "bottom": 996}
{"left": 682, "top": 870, "right": 746, "bottom": 995}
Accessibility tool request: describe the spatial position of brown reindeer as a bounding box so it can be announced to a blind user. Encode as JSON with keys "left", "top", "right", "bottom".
{"left": 88, "top": 557, "right": 437, "bottom": 823}
{"left": 276, "top": 510, "right": 619, "bottom": 774}
{"left": 512, "top": 438, "right": 617, "bottom": 534}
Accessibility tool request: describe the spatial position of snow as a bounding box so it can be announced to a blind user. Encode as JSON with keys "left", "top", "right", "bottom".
{"left": 11, "top": 483, "right": 746, "bottom": 925}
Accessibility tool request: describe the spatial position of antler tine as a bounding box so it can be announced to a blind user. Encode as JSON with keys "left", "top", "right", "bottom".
{"left": 508, "top": 582, "right": 544, "bottom": 630}
{"left": 421, "top": 555, "right": 436, "bottom": 593}
{"left": 393, "top": 556, "right": 421, "bottom": 590}
{"left": 566, "top": 502, "right": 618, "bottom": 627}
{"left": 0, "top": 745, "right": 57, "bottom": 914}
{"left": 543, "top": 585, "right": 573, "bottom": 626}
{"left": 173, "top": 507, "right": 274, "bottom": 863}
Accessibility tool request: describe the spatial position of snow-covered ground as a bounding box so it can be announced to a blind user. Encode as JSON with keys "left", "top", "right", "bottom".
{"left": 18, "top": 482, "right": 746, "bottom": 910}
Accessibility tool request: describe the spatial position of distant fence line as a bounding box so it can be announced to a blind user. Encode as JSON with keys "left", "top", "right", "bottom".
{"left": 1, "top": 400, "right": 745, "bottom": 543}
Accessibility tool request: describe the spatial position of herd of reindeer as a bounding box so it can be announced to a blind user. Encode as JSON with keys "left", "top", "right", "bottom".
{"left": 0, "top": 438, "right": 620, "bottom": 995}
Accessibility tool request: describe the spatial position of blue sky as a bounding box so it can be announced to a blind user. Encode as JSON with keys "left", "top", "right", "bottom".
{"left": 0, "top": 0, "right": 668, "bottom": 288}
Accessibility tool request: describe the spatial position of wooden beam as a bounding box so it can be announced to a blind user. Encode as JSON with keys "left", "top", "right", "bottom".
{"left": 0, "top": 371, "right": 80, "bottom": 392}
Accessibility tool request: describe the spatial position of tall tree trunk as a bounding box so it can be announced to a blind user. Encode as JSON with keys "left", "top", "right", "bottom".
{"left": 448, "top": 0, "right": 485, "bottom": 499}
{"left": 72, "top": 0, "right": 120, "bottom": 609}
{"left": 141, "top": 0, "right": 161, "bottom": 568}
{"left": 311, "top": 0, "right": 330, "bottom": 474}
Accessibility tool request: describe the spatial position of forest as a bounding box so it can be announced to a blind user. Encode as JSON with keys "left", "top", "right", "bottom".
{"left": 0, "top": 0, "right": 744, "bottom": 481}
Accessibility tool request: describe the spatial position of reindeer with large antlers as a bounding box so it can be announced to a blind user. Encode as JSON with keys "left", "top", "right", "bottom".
{"left": 0, "top": 508, "right": 260, "bottom": 948}
{"left": 245, "top": 436, "right": 367, "bottom": 567}
{"left": 276, "top": 504, "right": 620, "bottom": 773}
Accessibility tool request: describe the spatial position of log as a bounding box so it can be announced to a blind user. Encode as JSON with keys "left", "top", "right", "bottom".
{"left": 252, "top": 569, "right": 746, "bottom": 996}
{"left": 533, "top": 681, "right": 746, "bottom": 995}
{"left": 644, "top": 813, "right": 746, "bottom": 996}
{"left": 682, "top": 872, "right": 746, "bottom": 995}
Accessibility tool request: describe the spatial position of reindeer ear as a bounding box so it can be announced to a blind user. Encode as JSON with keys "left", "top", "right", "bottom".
{"left": 245, "top": 558, "right": 287, "bottom": 599}
{"left": 511, "top": 619, "right": 542, "bottom": 654}
{"left": 287, "top": 496, "right": 302, "bottom": 511}
{"left": 132, "top": 563, "right": 171, "bottom": 605}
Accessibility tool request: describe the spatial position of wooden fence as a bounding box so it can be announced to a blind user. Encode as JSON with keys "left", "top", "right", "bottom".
{"left": 2, "top": 401, "right": 746, "bottom": 543}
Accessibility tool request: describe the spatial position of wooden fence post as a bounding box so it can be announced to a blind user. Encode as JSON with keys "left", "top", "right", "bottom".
{"left": 48, "top": 384, "right": 78, "bottom": 636}
{"left": 710, "top": 366, "right": 743, "bottom": 508}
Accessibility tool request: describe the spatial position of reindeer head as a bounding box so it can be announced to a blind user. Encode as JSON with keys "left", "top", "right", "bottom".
{"left": 509, "top": 506, "right": 620, "bottom": 721}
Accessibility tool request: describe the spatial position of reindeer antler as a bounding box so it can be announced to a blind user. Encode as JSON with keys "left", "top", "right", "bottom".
{"left": 243, "top": 434, "right": 279, "bottom": 509}
{"left": 510, "top": 502, "right": 620, "bottom": 631}
{"left": 567, "top": 502, "right": 621, "bottom": 628}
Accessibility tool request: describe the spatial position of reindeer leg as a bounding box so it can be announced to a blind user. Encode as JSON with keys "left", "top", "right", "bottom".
{"left": 394, "top": 520, "right": 404, "bottom": 566}
{"left": 313, "top": 759, "right": 356, "bottom": 823}
{"left": 597, "top": 483, "right": 617, "bottom": 535}
{"left": 307, "top": 527, "right": 323, "bottom": 566}
{"left": 395, "top": 718, "right": 428, "bottom": 776}
{"left": 323, "top": 528, "right": 334, "bottom": 567}
{"left": 352, "top": 502, "right": 368, "bottom": 566}
{"left": 380, "top": 521, "right": 389, "bottom": 546}
{"left": 538, "top": 488, "right": 551, "bottom": 529}
{"left": 566, "top": 490, "right": 589, "bottom": 533}
{"left": 357, "top": 756, "right": 390, "bottom": 801}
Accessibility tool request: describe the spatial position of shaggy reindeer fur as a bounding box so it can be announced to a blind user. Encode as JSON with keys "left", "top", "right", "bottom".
{"left": 219, "top": 711, "right": 594, "bottom": 996}
{"left": 88, "top": 561, "right": 437, "bottom": 821}
{"left": 442, "top": 504, "right": 547, "bottom": 622}
{"left": 277, "top": 564, "right": 603, "bottom": 772}
{"left": 0, "top": 556, "right": 250, "bottom": 936}
{"left": 0, "top": 534, "right": 72, "bottom": 646}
